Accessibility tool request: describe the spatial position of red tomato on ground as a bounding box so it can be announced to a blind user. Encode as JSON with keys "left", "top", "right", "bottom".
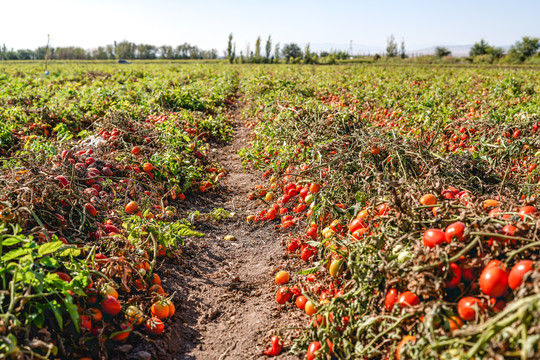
{"left": 423, "top": 229, "right": 446, "bottom": 248}
{"left": 457, "top": 296, "right": 482, "bottom": 321}
{"left": 384, "top": 288, "right": 398, "bottom": 311}
{"left": 479, "top": 264, "right": 508, "bottom": 298}
{"left": 508, "top": 260, "right": 534, "bottom": 290}
{"left": 445, "top": 222, "right": 467, "bottom": 242}
{"left": 306, "top": 341, "right": 321, "bottom": 360}
{"left": 397, "top": 291, "right": 420, "bottom": 307}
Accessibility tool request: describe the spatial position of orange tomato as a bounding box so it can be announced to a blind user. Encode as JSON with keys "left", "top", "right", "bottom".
{"left": 125, "top": 201, "right": 139, "bottom": 214}
{"left": 304, "top": 300, "right": 317, "bottom": 316}
{"left": 419, "top": 194, "right": 437, "bottom": 206}
{"left": 396, "top": 335, "right": 416, "bottom": 360}
{"left": 150, "top": 301, "right": 170, "bottom": 320}
{"left": 143, "top": 163, "right": 153, "bottom": 172}
{"left": 89, "top": 308, "right": 103, "bottom": 322}
{"left": 275, "top": 271, "right": 290, "bottom": 285}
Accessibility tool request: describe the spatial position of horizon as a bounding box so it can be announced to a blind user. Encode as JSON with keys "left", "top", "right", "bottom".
{"left": 1, "top": 0, "right": 539, "bottom": 55}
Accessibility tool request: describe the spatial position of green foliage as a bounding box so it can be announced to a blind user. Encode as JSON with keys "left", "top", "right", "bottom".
{"left": 435, "top": 46, "right": 452, "bottom": 58}
{"left": 282, "top": 43, "right": 303, "bottom": 63}
{"left": 508, "top": 36, "right": 540, "bottom": 62}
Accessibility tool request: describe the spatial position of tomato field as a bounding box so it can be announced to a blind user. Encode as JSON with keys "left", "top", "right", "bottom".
{"left": 1, "top": 61, "right": 540, "bottom": 360}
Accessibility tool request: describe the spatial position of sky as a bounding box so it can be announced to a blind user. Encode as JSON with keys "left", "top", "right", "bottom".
{"left": 1, "top": 0, "right": 539, "bottom": 55}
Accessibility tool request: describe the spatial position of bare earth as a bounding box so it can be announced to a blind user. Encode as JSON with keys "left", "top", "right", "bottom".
{"left": 143, "top": 121, "right": 305, "bottom": 359}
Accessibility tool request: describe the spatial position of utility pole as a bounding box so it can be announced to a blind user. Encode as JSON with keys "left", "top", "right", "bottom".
{"left": 45, "top": 34, "right": 50, "bottom": 74}
{"left": 349, "top": 40, "right": 353, "bottom": 59}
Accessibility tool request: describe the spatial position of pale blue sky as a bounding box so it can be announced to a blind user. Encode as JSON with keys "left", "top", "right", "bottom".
{"left": 1, "top": 0, "right": 539, "bottom": 54}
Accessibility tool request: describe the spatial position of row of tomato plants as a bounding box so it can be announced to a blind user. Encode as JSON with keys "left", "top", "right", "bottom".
{"left": 239, "top": 65, "right": 540, "bottom": 358}
{"left": 0, "top": 63, "right": 238, "bottom": 358}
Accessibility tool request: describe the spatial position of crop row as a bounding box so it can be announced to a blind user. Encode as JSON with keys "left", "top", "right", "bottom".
{"left": 239, "top": 65, "right": 540, "bottom": 359}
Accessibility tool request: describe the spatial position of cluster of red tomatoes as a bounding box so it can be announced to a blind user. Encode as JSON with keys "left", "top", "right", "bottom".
{"left": 247, "top": 167, "right": 322, "bottom": 227}
{"left": 388, "top": 186, "right": 539, "bottom": 359}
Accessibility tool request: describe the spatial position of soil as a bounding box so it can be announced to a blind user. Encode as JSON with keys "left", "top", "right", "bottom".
{"left": 140, "top": 118, "right": 305, "bottom": 359}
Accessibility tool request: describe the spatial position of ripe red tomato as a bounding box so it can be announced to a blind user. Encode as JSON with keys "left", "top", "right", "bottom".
{"left": 423, "top": 229, "right": 446, "bottom": 248}
{"left": 287, "top": 240, "right": 299, "bottom": 252}
{"left": 445, "top": 263, "right": 462, "bottom": 289}
{"left": 296, "top": 295, "right": 308, "bottom": 310}
{"left": 307, "top": 226, "right": 317, "bottom": 240}
{"left": 85, "top": 203, "right": 97, "bottom": 217}
{"left": 397, "top": 291, "right": 420, "bottom": 307}
{"left": 306, "top": 341, "right": 322, "bottom": 360}
{"left": 445, "top": 222, "right": 467, "bottom": 242}
{"left": 508, "top": 260, "right": 534, "bottom": 290}
{"left": 264, "top": 336, "right": 283, "bottom": 356}
{"left": 80, "top": 315, "right": 92, "bottom": 331}
{"left": 479, "top": 264, "right": 508, "bottom": 298}
{"left": 378, "top": 203, "right": 390, "bottom": 216}
{"left": 384, "top": 288, "right": 398, "bottom": 311}
{"left": 267, "top": 208, "right": 277, "bottom": 220}
{"left": 349, "top": 218, "right": 366, "bottom": 233}
{"left": 457, "top": 296, "right": 481, "bottom": 321}
{"left": 101, "top": 295, "right": 121, "bottom": 316}
{"left": 111, "top": 323, "right": 132, "bottom": 342}
{"left": 301, "top": 247, "right": 314, "bottom": 261}
{"left": 519, "top": 205, "right": 538, "bottom": 220}
{"left": 145, "top": 317, "right": 164, "bottom": 335}
{"left": 461, "top": 266, "right": 475, "bottom": 282}
{"left": 275, "top": 287, "right": 292, "bottom": 304}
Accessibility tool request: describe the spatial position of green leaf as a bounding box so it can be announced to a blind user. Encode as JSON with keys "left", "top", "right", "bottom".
{"left": 39, "top": 257, "right": 59, "bottom": 267}
{"left": 38, "top": 241, "right": 64, "bottom": 256}
{"left": 1, "top": 237, "right": 23, "bottom": 246}
{"left": 2, "top": 247, "right": 30, "bottom": 261}
{"left": 58, "top": 248, "right": 81, "bottom": 257}
{"left": 176, "top": 223, "right": 204, "bottom": 237}
{"left": 298, "top": 266, "right": 319, "bottom": 275}
{"left": 46, "top": 299, "right": 63, "bottom": 330}
{"left": 65, "top": 298, "right": 80, "bottom": 333}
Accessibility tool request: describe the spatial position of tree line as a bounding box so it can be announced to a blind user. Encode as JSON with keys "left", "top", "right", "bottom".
{"left": 1, "top": 35, "right": 538, "bottom": 64}
{"left": 0, "top": 41, "right": 218, "bottom": 61}
{"left": 226, "top": 33, "right": 349, "bottom": 65}
{"left": 385, "top": 35, "right": 540, "bottom": 63}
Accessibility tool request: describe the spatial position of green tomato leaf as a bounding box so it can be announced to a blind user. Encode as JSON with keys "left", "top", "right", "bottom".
{"left": 38, "top": 241, "right": 64, "bottom": 256}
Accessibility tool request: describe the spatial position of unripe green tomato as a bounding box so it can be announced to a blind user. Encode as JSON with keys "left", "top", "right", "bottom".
{"left": 397, "top": 250, "right": 413, "bottom": 264}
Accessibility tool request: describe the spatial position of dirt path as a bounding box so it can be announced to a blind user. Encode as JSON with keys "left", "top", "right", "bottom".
{"left": 153, "top": 120, "right": 304, "bottom": 359}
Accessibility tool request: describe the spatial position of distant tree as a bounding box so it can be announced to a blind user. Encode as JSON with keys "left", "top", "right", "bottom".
{"left": 254, "top": 36, "right": 261, "bottom": 62}
{"left": 304, "top": 43, "right": 317, "bottom": 64}
{"left": 159, "top": 45, "right": 174, "bottom": 59}
{"left": 435, "top": 46, "right": 451, "bottom": 58}
{"left": 469, "top": 39, "right": 504, "bottom": 63}
{"left": 469, "top": 39, "right": 490, "bottom": 56}
{"left": 265, "top": 35, "right": 272, "bottom": 62}
{"left": 282, "top": 43, "right": 302, "bottom": 63}
{"left": 274, "top": 43, "right": 280, "bottom": 63}
{"left": 245, "top": 43, "right": 250, "bottom": 61}
{"left": 508, "top": 36, "right": 540, "bottom": 62}
{"left": 93, "top": 46, "right": 109, "bottom": 60}
{"left": 304, "top": 43, "right": 311, "bottom": 60}
{"left": 386, "top": 34, "right": 398, "bottom": 57}
{"left": 115, "top": 41, "right": 136, "bottom": 59}
{"left": 400, "top": 38, "right": 407, "bottom": 59}
{"left": 227, "top": 33, "right": 236, "bottom": 63}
